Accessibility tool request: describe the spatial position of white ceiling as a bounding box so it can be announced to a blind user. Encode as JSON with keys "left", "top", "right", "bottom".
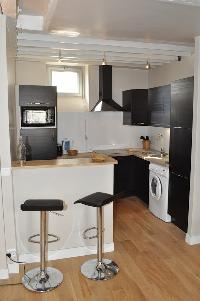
{"left": 16, "top": 0, "right": 198, "bottom": 68}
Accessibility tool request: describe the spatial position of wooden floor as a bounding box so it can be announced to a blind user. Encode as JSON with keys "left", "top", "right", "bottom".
{"left": 1, "top": 197, "right": 200, "bottom": 301}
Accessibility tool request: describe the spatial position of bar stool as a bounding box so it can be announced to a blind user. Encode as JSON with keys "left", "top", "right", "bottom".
{"left": 21, "top": 199, "right": 64, "bottom": 292}
{"left": 74, "top": 192, "right": 119, "bottom": 280}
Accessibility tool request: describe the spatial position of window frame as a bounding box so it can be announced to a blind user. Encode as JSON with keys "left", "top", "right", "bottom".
{"left": 48, "top": 66, "right": 83, "bottom": 97}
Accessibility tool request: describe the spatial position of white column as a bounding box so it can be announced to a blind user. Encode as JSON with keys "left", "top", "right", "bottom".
{"left": 0, "top": 15, "right": 18, "bottom": 276}
{"left": 186, "top": 36, "right": 200, "bottom": 245}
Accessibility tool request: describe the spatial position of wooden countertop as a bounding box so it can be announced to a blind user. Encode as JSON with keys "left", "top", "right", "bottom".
{"left": 12, "top": 153, "right": 117, "bottom": 169}
{"left": 95, "top": 148, "right": 169, "bottom": 166}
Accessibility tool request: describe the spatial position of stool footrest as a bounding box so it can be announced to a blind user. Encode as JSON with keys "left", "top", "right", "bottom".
{"left": 28, "top": 233, "right": 60, "bottom": 244}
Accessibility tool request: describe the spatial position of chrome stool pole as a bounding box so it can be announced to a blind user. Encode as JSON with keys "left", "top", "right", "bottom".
{"left": 21, "top": 199, "right": 64, "bottom": 292}
{"left": 75, "top": 192, "right": 119, "bottom": 281}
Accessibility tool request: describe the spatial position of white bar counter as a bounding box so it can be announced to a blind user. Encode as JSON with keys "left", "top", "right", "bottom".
{"left": 12, "top": 155, "right": 117, "bottom": 263}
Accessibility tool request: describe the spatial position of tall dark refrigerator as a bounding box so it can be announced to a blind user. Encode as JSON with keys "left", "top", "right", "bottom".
{"left": 168, "top": 77, "right": 194, "bottom": 233}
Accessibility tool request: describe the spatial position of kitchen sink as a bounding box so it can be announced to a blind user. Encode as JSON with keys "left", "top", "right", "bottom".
{"left": 144, "top": 153, "right": 168, "bottom": 159}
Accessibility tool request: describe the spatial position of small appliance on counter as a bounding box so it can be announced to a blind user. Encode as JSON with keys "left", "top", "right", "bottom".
{"left": 62, "top": 138, "right": 70, "bottom": 154}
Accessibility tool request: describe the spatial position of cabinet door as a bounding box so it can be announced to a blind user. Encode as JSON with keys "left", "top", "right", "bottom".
{"left": 132, "top": 90, "right": 149, "bottom": 125}
{"left": 168, "top": 172, "right": 190, "bottom": 232}
{"left": 149, "top": 85, "right": 170, "bottom": 127}
{"left": 134, "top": 156, "right": 149, "bottom": 204}
{"left": 171, "top": 77, "right": 193, "bottom": 128}
{"left": 113, "top": 156, "right": 134, "bottom": 197}
{"left": 122, "top": 90, "right": 133, "bottom": 125}
{"left": 169, "top": 128, "right": 192, "bottom": 177}
{"left": 19, "top": 85, "right": 57, "bottom": 106}
{"left": 21, "top": 128, "right": 57, "bottom": 160}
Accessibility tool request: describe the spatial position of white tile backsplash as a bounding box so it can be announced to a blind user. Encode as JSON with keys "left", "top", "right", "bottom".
{"left": 57, "top": 112, "right": 149, "bottom": 152}
{"left": 146, "top": 126, "right": 170, "bottom": 153}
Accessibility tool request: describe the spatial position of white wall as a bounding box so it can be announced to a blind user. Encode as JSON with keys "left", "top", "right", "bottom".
{"left": 58, "top": 112, "right": 148, "bottom": 152}
{"left": 7, "top": 18, "right": 17, "bottom": 160}
{"left": 186, "top": 37, "right": 200, "bottom": 245}
{"left": 148, "top": 56, "right": 194, "bottom": 88}
{"left": 0, "top": 15, "right": 17, "bottom": 279}
{"left": 16, "top": 61, "right": 89, "bottom": 112}
{"left": 88, "top": 65, "right": 148, "bottom": 110}
{"left": 16, "top": 61, "right": 149, "bottom": 150}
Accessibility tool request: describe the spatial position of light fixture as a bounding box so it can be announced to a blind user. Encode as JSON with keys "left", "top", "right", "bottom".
{"left": 51, "top": 30, "right": 80, "bottom": 37}
{"left": 102, "top": 52, "right": 107, "bottom": 65}
{"left": 145, "top": 60, "right": 151, "bottom": 70}
{"left": 58, "top": 49, "right": 63, "bottom": 63}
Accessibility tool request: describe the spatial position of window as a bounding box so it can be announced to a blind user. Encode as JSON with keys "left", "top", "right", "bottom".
{"left": 49, "top": 67, "right": 83, "bottom": 96}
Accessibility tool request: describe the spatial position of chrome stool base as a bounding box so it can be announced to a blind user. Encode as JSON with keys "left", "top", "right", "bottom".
{"left": 22, "top": 267, "right": 63, "bottom": 292}
{"left": 81, "top": 258, "right": 119, "bottom": 280}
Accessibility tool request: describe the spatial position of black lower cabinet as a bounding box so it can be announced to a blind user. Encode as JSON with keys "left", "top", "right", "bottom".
{"left": 134, "top": 156, "right": 149, "bottom": 205}
{"left": 21, "top": 128, "right": 57, "bottom": 160}
{"left": 113, "top": 156, "right": 134, "bottom": 197}
{"left": 168, "top": 172, "right": 190, "bottom": 232}
{"left": 113, "top": 155, "right": 149, "bottom": 204}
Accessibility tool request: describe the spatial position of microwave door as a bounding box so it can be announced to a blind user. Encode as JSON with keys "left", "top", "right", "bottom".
{"left": 21, "top": 107, "right": 56, "bottom": 127}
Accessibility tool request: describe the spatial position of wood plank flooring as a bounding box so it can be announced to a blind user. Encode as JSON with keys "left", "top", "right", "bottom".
{"left": 1, "top": 197, "right": 200, "bottom": 301}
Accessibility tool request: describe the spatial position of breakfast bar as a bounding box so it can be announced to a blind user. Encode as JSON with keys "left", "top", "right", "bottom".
{"left": 12, "top": 154, "right": 117, "bottom": 263}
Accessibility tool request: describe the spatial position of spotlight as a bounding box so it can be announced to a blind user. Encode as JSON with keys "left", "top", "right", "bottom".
{"left": 145, "top": 60, "right": 150, "bottom": 70}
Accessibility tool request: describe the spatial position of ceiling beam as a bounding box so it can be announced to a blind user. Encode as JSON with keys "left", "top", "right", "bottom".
{"left": 43, "top": 0, "right": 59, "bottom": 31}
{"left": 17, "top": 39, "right": 193, "bottom": 57}
{"left": 17, "top": 46, "right": 178, "bottom": 62}
{"left": 17, "top": 32, "right": 194, "bottom": 54}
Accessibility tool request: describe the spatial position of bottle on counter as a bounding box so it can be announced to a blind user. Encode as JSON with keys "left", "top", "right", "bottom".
{"left": 17, "top": 136, "right": 26, "bottom": 166}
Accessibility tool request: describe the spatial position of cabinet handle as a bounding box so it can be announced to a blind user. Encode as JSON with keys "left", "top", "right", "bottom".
{"left": 173, "top": 127, "right": 182, "bottom": 129}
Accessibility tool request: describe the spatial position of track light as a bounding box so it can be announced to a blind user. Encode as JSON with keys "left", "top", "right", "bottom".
{"left": 102, "top": 52, "right": 107, "bottom": 65}
{"left": 145, "top": 60, "right": 150, "bottom": 70}
{"left": 58, "top": 49, "right": 62, "bottom": 63}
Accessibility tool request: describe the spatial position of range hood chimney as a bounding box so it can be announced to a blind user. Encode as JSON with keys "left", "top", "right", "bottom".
{"left": 91, "top": 65, "right": 123, "bottom": 112}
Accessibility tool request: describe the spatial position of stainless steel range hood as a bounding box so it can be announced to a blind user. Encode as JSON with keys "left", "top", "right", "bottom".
{"left": 91, "top": 65, "right": 123, "bottom": 112}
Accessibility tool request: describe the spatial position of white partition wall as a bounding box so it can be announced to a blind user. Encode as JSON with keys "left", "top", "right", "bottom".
{"left": 0, "top": 15, "right": 18, "bottom": 278}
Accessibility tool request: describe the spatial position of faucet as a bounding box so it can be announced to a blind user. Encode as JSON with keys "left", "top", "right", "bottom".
{"left": 160, "top": 147, "right": 167, "bottom": 157}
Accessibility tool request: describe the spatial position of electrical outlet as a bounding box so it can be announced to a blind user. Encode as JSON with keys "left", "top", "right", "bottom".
{"left": 6, "top": 249, "right": 17, "bottom": 261}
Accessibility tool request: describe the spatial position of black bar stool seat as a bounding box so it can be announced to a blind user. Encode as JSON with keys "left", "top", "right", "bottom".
{"left": 21, "top": 198, "right": 65, "bottom": 292}
{"left": 74, "top": 192, "right": 115, "bottom": 207}
{"left": 21, "top": 199, "right": 64, "bottom": 211}
{"left": 74, "top": 192, "right": 119, "bottom": 281}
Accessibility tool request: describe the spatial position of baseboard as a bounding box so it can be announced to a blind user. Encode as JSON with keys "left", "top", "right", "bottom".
{"left": 185, "top": 233, "right": 200, "bottom": 245}
{"left": 8, "top": 263, "right": 19, "bottom": 274}
{"left": 19, "top": 243, "right": 114, "bottom": 263}
{"left": 0, "top": 269, "right": 9, "bottom": 279}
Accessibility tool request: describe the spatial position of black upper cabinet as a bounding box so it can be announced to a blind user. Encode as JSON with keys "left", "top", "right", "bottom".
{"left": 123, "top": 89, "right": 149, "bottom": 126}
{"left": 149, "top": 85, "right": 171, "bottom": 127}
{"left": 171, "top": 77, "right": 194, "bottom": 128}
{"left": 19, "top": 85, "right": 57, "bottom": 106}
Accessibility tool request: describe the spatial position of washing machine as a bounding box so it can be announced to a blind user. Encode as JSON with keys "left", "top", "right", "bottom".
{"left": 149, "top": 163, "right": 171, "bottom": 222}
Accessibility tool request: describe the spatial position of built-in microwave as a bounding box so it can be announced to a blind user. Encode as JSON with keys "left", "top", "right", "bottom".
{"left": 21, "top": 106, "right": 56, "bottom": 127}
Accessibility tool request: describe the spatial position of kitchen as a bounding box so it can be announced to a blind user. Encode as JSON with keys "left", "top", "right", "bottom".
{"left": 1, "top": 0, "right": 200, "bottom": 300}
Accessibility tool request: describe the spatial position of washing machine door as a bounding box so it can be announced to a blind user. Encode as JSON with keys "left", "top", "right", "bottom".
{"left": 150, "top": 174, "right": 162, "bottom": 201}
